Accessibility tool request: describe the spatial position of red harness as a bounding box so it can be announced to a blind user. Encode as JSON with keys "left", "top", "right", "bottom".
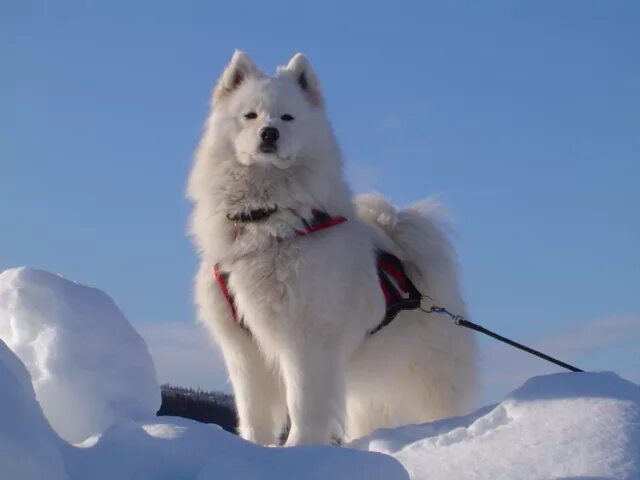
{"left": 214, "top": 209, "right": 421, "bottom": 335}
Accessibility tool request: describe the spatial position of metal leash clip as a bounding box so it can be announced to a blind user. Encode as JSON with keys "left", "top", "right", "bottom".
{"left": 419, "top": 295, "right": 465, "bottom": 325}
{"left": 419, "top": 295, "right": 436, "bottom": 314}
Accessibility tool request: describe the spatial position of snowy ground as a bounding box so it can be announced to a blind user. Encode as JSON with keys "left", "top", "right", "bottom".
{"left": 1, "top": 267, "right": 638, "bottom": 479}
{"left": 352, "top": 371, "right": 640, "bottom": 479}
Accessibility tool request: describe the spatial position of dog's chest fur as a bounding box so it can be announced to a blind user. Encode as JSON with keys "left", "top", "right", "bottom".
{"left": 221, "top": 212, "right": 366, "bottom": 339}
{"left": 225, "top": 234, "right": 312, "bottom": 334}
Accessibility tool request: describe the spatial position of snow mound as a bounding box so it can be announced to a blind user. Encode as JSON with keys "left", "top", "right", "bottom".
{"left": 0, "top": 267, "right": 160, "bottom": 443}
{"left": 0, "top": 340, "right": 68, "bottom": 480}
{"left": 352, "top": 371, "right": 640, "bottom": 480}
{"left": 64, "top": 417, "right": 407, "bottom": 480}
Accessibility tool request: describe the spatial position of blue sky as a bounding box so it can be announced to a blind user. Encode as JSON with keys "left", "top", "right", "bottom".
{"left": 2, "top": 1, "right": 639, "bottom": 402}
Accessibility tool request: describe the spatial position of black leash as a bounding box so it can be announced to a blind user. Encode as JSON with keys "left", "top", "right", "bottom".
{"left": 420, "top": 298, "right": 584, "bottom": 373}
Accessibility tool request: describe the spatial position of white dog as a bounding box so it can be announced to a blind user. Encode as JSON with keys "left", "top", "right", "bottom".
{"left": 187, "top": 51, "right": 477, "bottom": 446}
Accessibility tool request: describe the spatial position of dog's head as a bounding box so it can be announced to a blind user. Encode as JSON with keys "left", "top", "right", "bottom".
{"left": 209, "top": 51, "right": 330, "bottom": 170}
{"left": 189, "top": 52, "right": 352, "bottom": 257}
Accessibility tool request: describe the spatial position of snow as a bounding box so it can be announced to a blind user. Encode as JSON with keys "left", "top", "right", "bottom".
{"left": 352, "top": 371, "right": 640, "bottom": 479}
{"left": 0, "top": 341, "right": 68, "bottom": 480}
{"left": 0, "top": 266, "right": 638, "bottom": 479}
{"left": 0, "top": 267, "right": 160, "bottom": 443}
{"left": 65, "top": 417, "right": 407, "bottom": 480}
{"left": 0, "top": 337, "right": 407, "bottom": 480}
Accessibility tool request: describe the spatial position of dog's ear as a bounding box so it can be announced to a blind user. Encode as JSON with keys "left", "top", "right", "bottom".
{"left": 282, "top": 53, "right": 324, "bottom": 108}
{"left": 213, "top": 50, "right": 262, "bottom": 105}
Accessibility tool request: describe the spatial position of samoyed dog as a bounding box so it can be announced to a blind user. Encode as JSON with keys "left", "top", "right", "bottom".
{"left": 187, "top": 51, "right": 477, "bottom": 446}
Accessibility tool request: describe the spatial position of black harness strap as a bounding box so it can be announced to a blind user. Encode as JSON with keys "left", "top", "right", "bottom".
{"left": 369, "top": 251, "right": 422, "bottom": 335}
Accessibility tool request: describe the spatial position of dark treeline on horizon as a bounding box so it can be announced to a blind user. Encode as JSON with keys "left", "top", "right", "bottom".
{"left": 157, "top": 385, "right": 237, "bottom": 433}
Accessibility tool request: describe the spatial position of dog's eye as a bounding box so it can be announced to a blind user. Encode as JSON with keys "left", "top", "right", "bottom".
{"left": 281, "top": 114, "right": 295, "bottom": 122}
{"left": 244, "top": 112, "right": 258, "bottom": 120}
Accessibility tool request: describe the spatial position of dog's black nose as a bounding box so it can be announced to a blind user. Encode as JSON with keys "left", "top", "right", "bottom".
{"left": 260, "top": 127, "right": 279, "bottom": 144}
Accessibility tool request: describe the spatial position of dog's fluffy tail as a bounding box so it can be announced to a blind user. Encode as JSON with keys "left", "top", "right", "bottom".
{"left": 354, "top": 193, "right": 477, "bottom": 421}
{"left": 354, "top": 193, "right": 464, "bottom": 310}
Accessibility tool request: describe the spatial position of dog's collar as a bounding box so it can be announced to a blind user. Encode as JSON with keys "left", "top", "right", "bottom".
{"left": 226, "top": 207, "right": 347, "bottom": 242}
{"left": 226, "top": 206, "right": 278, "bottom": 223}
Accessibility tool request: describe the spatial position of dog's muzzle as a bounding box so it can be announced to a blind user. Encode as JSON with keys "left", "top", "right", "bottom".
{"left": 259, "top": 127, "right": 279, "bottom": 153}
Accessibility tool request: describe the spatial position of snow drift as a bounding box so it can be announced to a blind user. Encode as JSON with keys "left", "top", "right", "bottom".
{"left": 0, "top": 341, "right": 68, "bottom": 480}
{"left": 0, "top": 266, "right": 638, "bottom": 479}
{"left": 352, "top": 371, "right": 640, "bottom": 479}
{"left": 0, "top": 267, "right": 160, "bottom": 443}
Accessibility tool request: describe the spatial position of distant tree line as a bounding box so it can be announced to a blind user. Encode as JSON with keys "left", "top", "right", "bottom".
{"left": 157, "top": 384, "right": 238, "bottom": 433}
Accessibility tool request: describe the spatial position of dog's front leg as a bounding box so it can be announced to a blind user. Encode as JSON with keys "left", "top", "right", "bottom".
{"left": 222, "top": 333, "right": 287, "bottom": 445}
{"left": 195, "top": 263, "right": 286, "bottom": 445}
{"left": 280, "top": 342, "right": 347, "bottom": 446}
